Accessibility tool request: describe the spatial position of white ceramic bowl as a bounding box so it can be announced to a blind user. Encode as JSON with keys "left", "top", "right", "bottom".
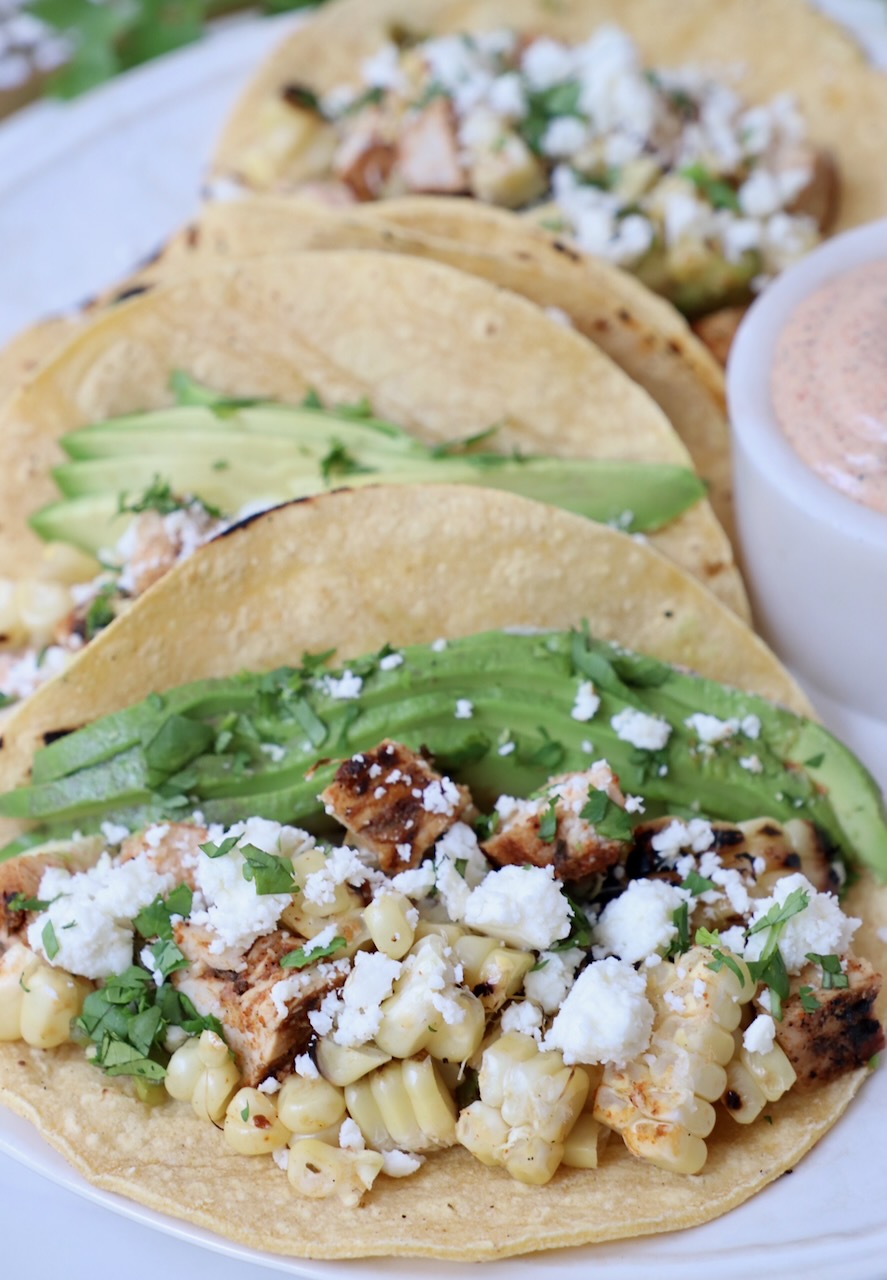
{"left": 727, "top": 221, "right": 886, "bottom": 742}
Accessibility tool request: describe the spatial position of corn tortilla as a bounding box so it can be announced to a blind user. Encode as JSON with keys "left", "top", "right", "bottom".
{"left": 0, "top": 485, "right": 883, "bottom": 1260}
{"left": 0, "top": 251, "right": 746, "bottom": 617}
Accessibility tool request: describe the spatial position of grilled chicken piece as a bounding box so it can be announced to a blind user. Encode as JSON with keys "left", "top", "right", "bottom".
{"left": 332, "top": 108, "right": 397, "bottom": 200}
{"left": 629, "top": 817, "right": 839, "bottom": 901}
{"left": 119, "top": 821, "right": 208, "bottom": 890}
{"left": 691, "top": 306, "right": 746, "bottom": 366}
{"left": 320, "top": 740, "right": 471, "bottom": 873}
{"left": 172, "top": 925, "right": 348, "bottom": 1086}
{"left": 397, "top": 98, "right": 467, "bottom": 193}
{"left": 788, "top": 146, "right": 839, "bottom": 232}
{"left": 772, "top": 955, "right": 884, "bottom": 1091}
{"left": 482, "top": 766, "right": 629, "bottom": 881}
{"left": 0, "top": 837, "right": 103, "bottom": 942}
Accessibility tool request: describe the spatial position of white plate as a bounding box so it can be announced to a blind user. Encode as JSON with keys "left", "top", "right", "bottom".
{"left": 0, "top": 7, "right": 885, "bottom": 1279}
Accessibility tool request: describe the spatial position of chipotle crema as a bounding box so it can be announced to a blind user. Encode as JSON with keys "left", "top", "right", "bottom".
{"left": 771, "top": 260, "right": 886, "bottom": 514}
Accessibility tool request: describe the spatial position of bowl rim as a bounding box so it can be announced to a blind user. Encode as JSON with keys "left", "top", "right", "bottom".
{"left": 727, "top": 220, "right": 886, "bottom": 545}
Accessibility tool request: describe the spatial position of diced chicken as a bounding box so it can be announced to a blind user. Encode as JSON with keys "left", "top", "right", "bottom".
{"left": 332, "top": 108, "right": 397, "bottom": 200}
{"left": 172, "top": 925, "right": 348, "bottom": 1085}
{"left": 119, "top": 821, "right": 208, "bottom": 890}
{"left": 691, "top": 306, "right": 746, "bottom": 366}
{"left": 773, "top": 955, "right": 884, "bottom": 1091}
{"left": 786, "top": 145, "right": 839, "bottom": 232}
{"left": 173, "top": 919, "right": 250, "bottom": 976}
{"left": 320, "top": 740, "right": 471, "bottom": 873}
{"left": 483, "top": 768, "right": 630, "bottom": 881}
{"left": 628, "top": 816, "right": 839, "bottom": 903}
{"left": 397, "top": 98, "right": 468, "bottom": 194}
{"left": 0, "top": 838, "right": 103, "bottom": 942}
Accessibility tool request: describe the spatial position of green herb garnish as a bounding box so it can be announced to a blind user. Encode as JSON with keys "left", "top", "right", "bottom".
{"left": 539, "top": 797, "right": 559, "bottom": 843}
{"left": 240, "top": 844, "right": 297, "bottom": 896}
{"left": 42, "top": 919, "right": 59, "bottom": 961}
{"left": 805, "top": 953, "right": 849, "bottom": 990}
{"left": 579, "top": 790, "right": 634, "bottom": 841}
{"left": 799, "top": 986, "right": 821, "bottom": 1013}
{"left": 681, "top": 870, "right": 717, "bottom": 896}
{"left": 280, "top": 936, "right": 347, "bottom": 969}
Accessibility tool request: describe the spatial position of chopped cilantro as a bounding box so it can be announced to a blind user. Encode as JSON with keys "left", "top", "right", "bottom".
{"left": 551, "top": 891, "right": 592, "bottom": 953}
{"left": 746, "top": 887, "right": 809, "bottom": 967}
{"left": 474, "top": 811, "right": 500, "bottom": 841}
{"left": 805, "top": 952, "right": 849, "bottom": 990}
{"left": 117, "top": 474, "right": 222, "bottom": 520}
{"left": 42, "top": 919, "right": 59, "bottom": 961}
{"left": 529, "top": 958, "right": 549, "bottom": 973}
{"left": 240, "top": 844, "right": 297, "bottom": 896}
{"left": 146, "top": 939, "right": 188, "bottom": 980}
{"left": 804, "top": 753, "right": 825, "bottom": 769}
{"left": 539, "top": 797, "right": 559, "bottom": 843}
{"left": 799, "top": 986, "right": 821, "bottom": 1013}
{"left": 579, "top": 790, "right": 634, "bottom": 841}
{"left": 133, "top": 883, "right": 193, "bottom": 940}
{"left": 83, "top": 582, "right": 117, "bottom": 640}
{"left": 748, "top": 949, "right": 790, "bottom": 1021}
{"left": 291, "top": 697, "right": 328, "bottom": 748}
{"left": 6, "top": 892, "right": 55, "bottom": 912}
{"left": 319, "top": 441, "right": 373, "bottom": 485}
{"left": 679, "top": 163, "right": 740, "bottom": 211}
{"left": 681, "top": 870, "right": 717, "bottom": 896}
{"left": 280, "top": 936, "right": 347, "bottom": 969}
{"left": 341, "top": 86, "right": 385, "bottom": 116}
{"left": 200, "top": 835, "right": 240, "bottom": 859}
{"left": 666, "top": 903, "right": 690, "bottom": 958}
{"left": 705, "top": 949, "right": 747, "bottom": 987}
{"left": 240, "top": 1103, "right": 250, "bottom": 1122}
{"left": 301, "top": 389, "right": 323, "bottom": 410}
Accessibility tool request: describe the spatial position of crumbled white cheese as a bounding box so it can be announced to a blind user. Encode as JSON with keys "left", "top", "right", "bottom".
{"left": 259, "top": 742, "right": 285, "bottom": 764}
{"left": 389, "top": 864, "right": 437, "bottom": 898}
{"left": 743, "top": 873, "right": 859, "bottom": 974}
{"left": 743, "top": 1013, "right": 776, "bottom": 1056}
{"left": 381, "top": 1149, "right": 425, "bottom": 1177}
{"left": 270, "top": 958, "right": 352, "bottom": 1022}
{"left": 500, "top": 999, "right": 543, "bottom": 1042}
{"left": 361, "top": 42, "right": 404, "bottom": 91}
{"left": 497, "top": 740, "right": 516, "bottom": 756}
{"left": 29, "top": 852, "right": 175, "bottom": 979}
{"left": 610, "top": 708, "right": 672, "bottom": 751}
{"left": 272, "top": 1148, "right": 290, "bottom": 1172}
{"left": 571, "top": 680, "right": 600, "bottom": 723}
{"left": 99, "top": 821, "right": 130, "bottom": 846}
{"left": 663, "top": 990, "right": 686, "bottom": 1013}
{"left": 432, "top": 822, "right": 489, "bottom": 921}
{"left": 430, "top": 638, "right": 448, "bottom": 652}
{"left": 311, "top": 950, "right": 403, "bottom": 1048}
{"left": 294, "top": 1053, "right": 319, "bottom": 1079}
{"left": 379, "top": 652, "right": 404, "bottom": 671}
{"left": 454, "top": 699, "right": 474, "bottom": 720}
{"left": 302, "top": 845, "right": 381, "bottom": 906}
{"left": 422, "top": 776, "right": 461, "bottom": 816}
{"left": 544, "top": 957, "right": 654, "bottom": 1066}
{"left": 541, "top": 115, "right": 587, "bottom": 158}
{"left": 463, "top": 865, "right": 571, "bottom": 951}
{"left": 320, "top": 670, "right": 363, "bottom": 700}
{"left": 523, "top": 947, "right": 584, "bottom": 1014}
{"left": 740, "top": 755, "right": 763, "bottom": 774}
{"left": 593, "top": 879, "right": 691, "bottom": 964}
{"left": 624, "top": 795, "right": 645, "bottom": 814}
{"left": 257, "top": 1077, "right": 282, "bottom": 1095}
{"left": 338, "top": 1117, "right": 366, "bottom": 1151}
{"left": 188, "top": 829, "right": 294, "bottom": 955}
{"left": 650, "top": 818, "right": 714, "bottom": 862}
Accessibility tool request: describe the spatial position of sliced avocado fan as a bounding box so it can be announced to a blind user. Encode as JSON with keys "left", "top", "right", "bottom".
{"left": 1, "top": 629, "right": 883, "bottom": 881}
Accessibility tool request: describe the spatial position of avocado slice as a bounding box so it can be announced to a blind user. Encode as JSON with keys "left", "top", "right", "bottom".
{"left": 3, "top": 629, "right": 883, "bottom": 880}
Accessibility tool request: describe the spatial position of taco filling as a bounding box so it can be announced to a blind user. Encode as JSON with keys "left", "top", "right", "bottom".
{"left": 0, "top": 376, "right": 709, "bottom": 711}
{"left": 0, "top": 629, "right": 883, "bottom": 1218}
{"left": 250, "top": 26, "right": 835, "bottom": 315}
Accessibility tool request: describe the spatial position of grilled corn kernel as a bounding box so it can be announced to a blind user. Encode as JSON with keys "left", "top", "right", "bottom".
{"left": 595, "top": 945, "right": 748, "bottom": 1175}
{"left": 281, "top": 848, "right": 363, "bottom": 936}
{"left": 413, "top": 922, "right": 465, "bottom": 947}
{"left": 0, "top": 943, "right": 39, "bottom": 1041}
{"left": 453, "top": 934, "right": 498, "bottom": 985}
{"left": 239, "top": 100, "right": 337, "bottom": 188}
{"left": 277, "top": 1074, "right": 346, "bottom": 1133}
{"left": 15, "top": 580, "right": 73, "bottom": 646}
{"left": 457, "top": 1033, "right": 587, "bottom": 1184}
{"left": 562, "top": 1114, "right": 609, "bottom": 1169}
{"left": 723, "top": 1026, "right": 796, "bottom": 1123}
{"left": 224, "top": 1088, "right": 290, "bottom": 1155}
{"left": 287, "top": 1137, "right": 384, "bottom": 1207}
{"left": 346, "top": 1056, "right": 457, "bottom": 1152}
{"left": 363, "top": 892, "right": 416, "bottom": 960}
{"left": 20, "top": 964, "right": 90, "bottom": 1049}
{"left": 38, "top": 542, "right": 101, "bottom": 586}
{"left": 315, "top": 1037, "right": 392, "bottom": 1087}
{"left": 374, "top": 934, "right": 485, "bottom": 1063}
{"left": 723, "top": 1058, "right": 768, "bottom": 1124}
{"left": 476, "top": 947, "right": 535, "bottom": 1013}
{"left": 190, "top": 1029, "right": 240, "bottom": 1123}
{"left": 164, "top": 1037, "right": 204, "bottom": 1102}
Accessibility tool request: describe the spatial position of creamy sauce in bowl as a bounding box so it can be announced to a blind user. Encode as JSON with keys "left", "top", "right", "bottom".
{"left": 771, "top": 260, "right": 887, "bottom": 514}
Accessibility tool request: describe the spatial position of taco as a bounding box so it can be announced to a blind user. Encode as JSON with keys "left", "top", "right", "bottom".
{"left": 156, "top": 194, "right": 734, "bottom": 529}
{"left": 0, "top": 486, "right": 883, "bottom": 1261}
{"left": 0, "top": 250, "right": 746, "bottom": 714}
{"left": 213, "top": 0, "right": 885, "bottom": 325}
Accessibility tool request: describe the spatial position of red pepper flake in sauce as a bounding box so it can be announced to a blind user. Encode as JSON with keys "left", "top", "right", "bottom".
{"left": 771, "top": 260, "right": 887, "bottom": 514}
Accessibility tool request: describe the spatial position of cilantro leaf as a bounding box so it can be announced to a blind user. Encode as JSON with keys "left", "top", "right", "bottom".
{"left": 147, "top": 939, "right": 188, "bottom": 980}
{"left": 805, "top": 952, "right": 849, "bottom": 990}
{"left": 748, "top": 949, "right": 790, "bottom": 1021}
{"left": 550, "top": 891, "right": 592, "bottom": 953}
{"left": 280, "top": 936, "right": 347, "bottom": 969}
{"left": 666, "top": 902, "right": 690, "bottom": 958}
{"left": 681, "top": 870, "right": 717, "bottom": 896}
{"left": 579, "top": 790, "right": 634, "bottom": 841}
{"left": 42, "top": 919, "right": 59, "bottom": 961}
{"left": 200, "top": 835, "right": 240, "bottom": 859}
{"left": 240, "top": 844, "right": 297, "bottom": 896}
{"left": 799, "top": 986, "right": 821, "bottom": 1013}
{"left": 538, "top": 797, "right": 559, "bottom": 843}
{"left": 6, "top": 892, "right": 56, "bottom": 913}
{"left": 133, "top": 883, "right": 192, "bottom": 940}
{"left": 83, "top": 581, "right": 117, "bottom": 640}
{"left": 679, "top": 163, "right": 741, "bottom": 212}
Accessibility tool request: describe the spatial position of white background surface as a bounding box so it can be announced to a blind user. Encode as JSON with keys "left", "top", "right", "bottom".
{"left": 0, "top": 4, "right": 885, "bottom": 1278}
